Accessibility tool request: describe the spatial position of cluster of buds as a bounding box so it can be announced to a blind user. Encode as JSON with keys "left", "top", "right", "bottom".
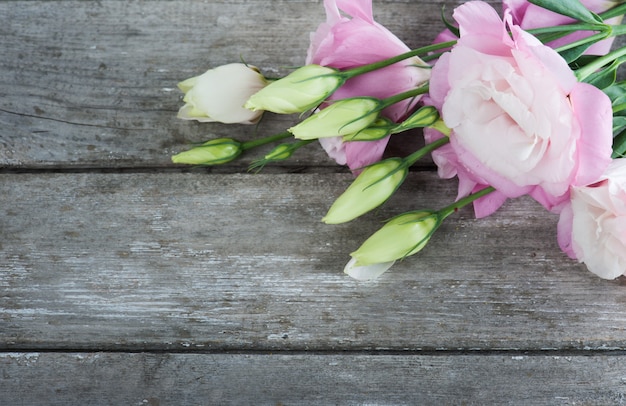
{"left": 173, "top": 0, "right": 626, "bottom": 282}
{"left": 171, "top": 55, "right": 458, "bottom": 281}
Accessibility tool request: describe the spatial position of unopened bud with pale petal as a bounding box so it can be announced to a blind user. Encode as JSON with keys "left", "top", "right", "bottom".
{"left": 323, "top": 158, "right": 407, "bottom": 224}
{"left": 177, "top": 63, "right": 268, "bottom": 124}
{"left": 171, "top": 138, "right": 242, "bottom": 165}
{"left": 351, "top": 210, "right": 440, "bottom": 266}
{"left": 343, "top": 257, "right": 395, "bottom": 281}
{"left": 245, "top": 65, "right": 343, "bottom": 114}
{"left": 289, "top": 97, "right": 380, "bottom": 140}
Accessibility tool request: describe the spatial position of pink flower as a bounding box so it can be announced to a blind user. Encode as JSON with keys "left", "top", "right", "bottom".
{"left": 423, "top": 126, "right": 508, "bottom": 218}
{"left": 428, "top": 1, "right": 613, "bottom": 216}
{"left": 307, "top": 0, "right": 430, "bottom": 171}
{"left": 557, "top": 159, "right": 626, "bottom": 279}
{"left": 504, "top": 0, "right": 622, "bottom": 55}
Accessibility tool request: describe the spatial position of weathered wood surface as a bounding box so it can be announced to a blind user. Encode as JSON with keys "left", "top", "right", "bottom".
{"left": 0, "top": 0, "right": 459, "bottom": 170}
{"left": 3, "top": 172, "right": 626, "bottom": 352}
{"left": 2, "top": 0, "right": 626, "bottom": 404}
{"left": 2, "top": 352, "right": 626, "bottom": 405}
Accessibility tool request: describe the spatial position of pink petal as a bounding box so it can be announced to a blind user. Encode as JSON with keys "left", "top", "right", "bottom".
{"left": 428, "top": 52, "right": 451, "bottom": 110}
{"left": 557, "top": 201, "right": 577, "bottom": 259}
{"left": 345, "top": 137, "right": 390, "bottom": 172}
{"left": 472, "top": 186, "right": 508, "bottom": 218}
{"left": 454, "top": 1, "right": 506, "bottom": 39}
{"left": 569, "top": 83, "right": 613, "bottom": 187}
{"left": 335, "top": 0, "right": 373, "bottom": 23}
{"left": 318, "top": 136, "right": 347, "bottom": 165}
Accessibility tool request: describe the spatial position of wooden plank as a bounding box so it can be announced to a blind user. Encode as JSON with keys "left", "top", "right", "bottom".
{"left": 1, "top": 352, "right": 625, "bottom": 405}
{"left": 2, "top": 172, "right": 626, "bottom": 351}
{"left": 0, "top": 0, "right": 500, "bottom": 169}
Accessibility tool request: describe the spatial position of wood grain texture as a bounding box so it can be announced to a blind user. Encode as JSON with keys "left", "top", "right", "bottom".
{"left": 2, "top": 1, "right": 625, "bottom": 403}
{"left": 0, "top": 0, "right": 490, "bottom": 169}
{"left": 2, "top": 172, "right": 626, "bottom": 352}
{"left": 1, "top": 352, "right": 625, "bottom": 405}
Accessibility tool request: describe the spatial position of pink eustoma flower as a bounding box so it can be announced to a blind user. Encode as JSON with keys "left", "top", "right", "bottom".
{"left": 504, "top": 0, "right": 622, "bottom": 55}
{"left": 428, "top": 1, "right": 613, "bottom": 216}
{"left": 307, "top": 0, "right": 430, "bottom": 171}
{"left": 557, "top": 159, "right": 626, "bottom": 279}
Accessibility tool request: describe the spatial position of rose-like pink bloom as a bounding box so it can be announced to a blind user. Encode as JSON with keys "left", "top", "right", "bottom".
{"left": 557, "top": 159, "right": 626, "bottom": 279}
{"left": 428, "top": 1, "right": 613, "bottom": 216}
{"left": 307, "top": 0, "right": 430, "bottom": 171}
{"left": 504, "top": 0, "right": 622, "bottom": 55}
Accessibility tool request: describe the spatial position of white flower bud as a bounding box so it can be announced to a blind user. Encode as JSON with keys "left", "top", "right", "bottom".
{"left": 177, "top": 63, "right": 267, "bottom": 124}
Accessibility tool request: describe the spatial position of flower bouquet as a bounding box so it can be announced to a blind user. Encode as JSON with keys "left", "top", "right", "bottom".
{"left": 172, "top": 0, "right": 626, "bottom": 281}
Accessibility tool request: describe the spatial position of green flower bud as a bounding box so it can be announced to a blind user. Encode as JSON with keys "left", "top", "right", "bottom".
{"left": 263, "top": 143, "right": 294, "bottom": 161}
{"left": 351, "top": 210, "right": 440, "bottom": 266}
{"left": 171, "top": 138, "right": 242, "bottom": 165}
{"left": 395, "top": 105, "right": 440, "bottom": 132}
{"left": 289, "top": 97, "right": 380, "bottom": 140}
{"left": 244, "top": 65, "right": 343, "bottom": 114}
{"left": 323, "top": 158, "right": 407, "bottom": 224}
{"left": 342, "top": 118, "right": 394, "bottom": 142}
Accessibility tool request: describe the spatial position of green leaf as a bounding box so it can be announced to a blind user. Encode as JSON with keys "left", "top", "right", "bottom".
{"left": 528, "top": 0, "right": 602, "bottom": 24}
{"left": 612, "top": 127, "right": 626, "bottom": 158}
{"left": 559, "top": 42, "right": 593, "bottom": 64}
{"left": 569, "top": 54, "right": 599, "bottom": 70}
{"left": 604, "top": 81, "right": 626, "bottom": 106}
{"left": 585, "top": 61, "right": 618, "bottom": 89}
{"left": 613, "top": 116, "right": 626, "bottom": 132}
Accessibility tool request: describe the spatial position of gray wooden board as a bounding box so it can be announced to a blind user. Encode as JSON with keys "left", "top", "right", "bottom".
{"left": 1, "top": 352, "right": 625, "bottom": 405}
{"left": 3, "top": 1, "right": 626, "bottom": 402}
{"left": 0, "top": 0, "right": 482, "bottom": 169}
{"left": 2, "top": 172, "right": 626, "bottom": 352}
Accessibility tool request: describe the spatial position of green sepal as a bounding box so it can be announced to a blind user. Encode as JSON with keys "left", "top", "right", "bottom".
{"left": 248, "top": 139, "right": 314, "bottom": 172}
{"left": 440, "top": 5, "right": 459, "bottom": 38}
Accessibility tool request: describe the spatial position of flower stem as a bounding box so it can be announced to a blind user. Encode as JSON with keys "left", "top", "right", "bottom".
{"left": 404, "top": 137, "right": 450, "bottom": 167}
{"left": 438, "top": 186, "right": 496, "bottom": 219}
{"left": 340, "top": 42, "right": 455, "bottom": 79}
{"left": 380, "top": 85, "right": 430, "bottom": 108}
{"left": 241, "top": 131, "right": 292, "bottom": 151}
{"left": 554, "top": 31, "right": 609, "bottom": 53}
{"left": 599, "top": 3, "right": 626, "bottom": 20}
{"left": 575, "top": 45, "right": 626, "bottom": 81}
{"left": 527, "top": 22, "right": 608, "bottom": 36}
